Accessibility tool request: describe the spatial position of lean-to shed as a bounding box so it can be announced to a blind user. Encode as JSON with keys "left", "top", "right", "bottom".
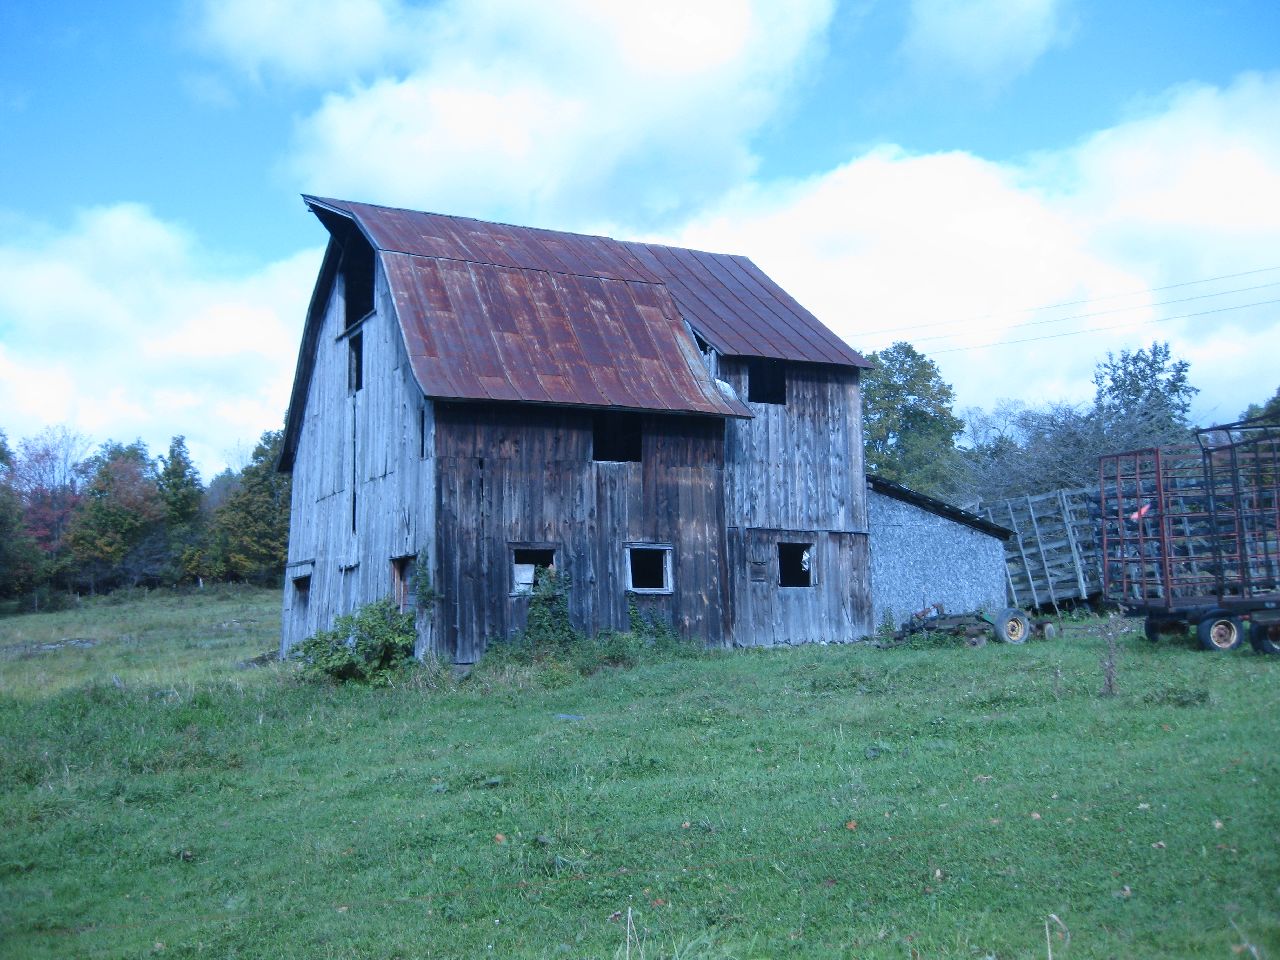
{"left": 867, "top": 474, "right": 1012, "bottom": 630}
{"left": 278, "top": 196, "right": 874, "bottom": 662}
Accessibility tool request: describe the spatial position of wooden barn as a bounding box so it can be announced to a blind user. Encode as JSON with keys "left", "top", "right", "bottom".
{"left": 278, "top": 197, "right": 873, "bottom": 662}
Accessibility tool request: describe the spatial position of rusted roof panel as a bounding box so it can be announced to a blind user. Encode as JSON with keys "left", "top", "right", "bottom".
{"left": 382, "top": 253, "right": 750, "bottom": 418}
{"left": 304, "top": 196, "right": 869, "bottom": 369}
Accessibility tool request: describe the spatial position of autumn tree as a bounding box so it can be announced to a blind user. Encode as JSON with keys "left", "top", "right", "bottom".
{"left": 66, "top": 441, "right": 166, "bottom": 592}
{"left": 9, "top": 426, "right": 91, "bottom": 589}
{"left": 861, "top": 341, "right": 964, "bottom": 497}
{"left": 210, "top": 429, "right": 291, "bottom": 583}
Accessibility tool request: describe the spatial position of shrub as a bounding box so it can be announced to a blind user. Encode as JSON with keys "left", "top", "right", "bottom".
{"left": 294, "top": 598, "right": 416, "bottom": 685}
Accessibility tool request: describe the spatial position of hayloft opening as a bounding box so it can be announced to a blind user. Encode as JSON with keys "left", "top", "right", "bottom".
{"left": 512, "top": 547, "right": 556, "bottom": 595}
{"left": 592, "top": 412, "right": 642, "bottom": 462}
{"left": 627, "top": 545, "right": 672, "bottom": 593}
{"left": 341, "top": 234, "right": 375, "bottom": 328}
{"left": 348, "top": 332, "right": 363, "bottom": 393}
{"left": 778, "top": 542, "right": 813, "bottom": 587}
{"left": 747, "top": 357, "right": 786, "bottom": 405}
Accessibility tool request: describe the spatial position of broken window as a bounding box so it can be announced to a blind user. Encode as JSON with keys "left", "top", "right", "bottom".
{"left": 341, "top": 235, "right": 375, "bottom": 328}
{"left": 348, "top": 332, "right": 363, "bottom": 393}
{"left": 391, "top": 555, "right": 416, "bottom": 613}
{"left": 747, "top": 357, "right": 786, "bottom": 405}
{"left": 511, "top": 547, "right": 556, "bottom": 595}
{"left": 627, "top": 545, "right": 672, "bottom": 594}
{"left": 292, "top": 574, "right": 311, "bottom": 609}
{"left": 778, "top": 542, "right": 813, "bottom": 587}
{"left": 592, "top": 412, "right": 642, "bottom": 462}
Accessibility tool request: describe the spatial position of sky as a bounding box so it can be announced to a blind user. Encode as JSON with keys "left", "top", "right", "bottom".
{"left": 2, "top": 0, "right": 1278, "bottom": 479}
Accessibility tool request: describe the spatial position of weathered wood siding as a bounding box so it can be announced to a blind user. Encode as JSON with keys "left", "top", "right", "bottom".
{"left": 868, "top": 490, "right": 1007, "bottom": 630}
{"left": 280, "top": 254, "right": 437, "bottom": 655}
{"left": 715, "top": 358, "right": 873, "bottom": 642}
{"left": 433, "top": 403, "right": 727, "bottom": 663}
{"left": 725, "top": 527, "right": 870, "bottom": 645}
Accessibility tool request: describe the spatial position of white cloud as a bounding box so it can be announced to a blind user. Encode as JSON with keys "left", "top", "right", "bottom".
{"left": 195, "top": 0, "right": 410, "bottom": 84}
{"left": 902, "top": 0, "right": 1071, "bottom": 85}
{"left": 211, "top": 0, "right": 835, "bottom": 227}
{"left": 662, "top": 72, "right": 1280, "bottom": 425}
{"left": 0, "top": 205, "right": 320, "bottom": 478}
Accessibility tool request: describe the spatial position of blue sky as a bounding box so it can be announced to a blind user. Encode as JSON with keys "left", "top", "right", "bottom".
{"left": 2, "top": 0, "right": 1279, "bottom": 477}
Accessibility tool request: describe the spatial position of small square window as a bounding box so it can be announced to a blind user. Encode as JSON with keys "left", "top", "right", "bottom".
{"left": 593, "top": 412, "right": 642, "bottom": 462}
{"left": 778, "top": 542, "right": 813, "bottom": 587}
{"left": 747, "top": 357, "right": 786, "bottom": 405}
{"left": 627, "top": 545, "right": 672, "bottom": 594}
{"left": 512, "top": 548, "right": 556, "bottom": 595}
{"left": 391, "top": 555, "right": 416, "bottom": 613}
{"left": 292, "top": 574, "right": 311, "bottom": 608}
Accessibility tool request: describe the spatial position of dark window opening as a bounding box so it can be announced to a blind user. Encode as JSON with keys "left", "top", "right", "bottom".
{"left": 747, "top": 357, "right": 786, "bottom": 405}
{"left": 627, "top": 546, "right": 671, "bottom": 593}
{"left": 512, "top": 548, "right": 556, "bottom": 595}
{"left": 694, "top": 332, "right": 709, "bottom": 354}
{"left": 593, "top": 412, "right": 642, "bottom": 462}
{"left": 292, "top": 574, "right": 311, "bottom": 608}
{"left": 391, "top": 555, "right": 416, "bottom": 613}
{"left": 348, "top": 332, "right": 363, "bottom": 393}
{"left": 778, "top": 542, "right": 813, "bottom": 587}
{"left": 341, "top": 237, "right": 375, "bottom": 328}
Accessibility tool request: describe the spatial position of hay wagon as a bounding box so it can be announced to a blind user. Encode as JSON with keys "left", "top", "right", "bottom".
{"left": 1099, "top": 417, "right": 1280, "bottom": 653}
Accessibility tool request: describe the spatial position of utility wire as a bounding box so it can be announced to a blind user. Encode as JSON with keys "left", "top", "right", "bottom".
{"left": 925, "top": 296, "right": 1280, "bottom": 355}
{"left": 905, "top": 280, "right": 1280, "bottom": 346}
{"left": 859, "top": 265, "right": 1280, "bottom": 338}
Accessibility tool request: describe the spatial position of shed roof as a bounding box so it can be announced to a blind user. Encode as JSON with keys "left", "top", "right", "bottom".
{"left": 305, "top": 196, "right": 869, "bottom": 369}
{"left": 867, "top": 474, "right": 1012, "bottom": 540}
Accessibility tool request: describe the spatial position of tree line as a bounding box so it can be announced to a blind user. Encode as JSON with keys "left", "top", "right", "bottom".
{"left": 861, "top": 339, "right": 1280, "bottom": 505}
{"left": 0, "top": 427, "right": 290, "bottom": 610}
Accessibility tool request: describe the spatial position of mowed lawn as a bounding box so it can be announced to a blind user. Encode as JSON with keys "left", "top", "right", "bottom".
{"left": 1, "top": 587, "right": 1277, "bottom": 959}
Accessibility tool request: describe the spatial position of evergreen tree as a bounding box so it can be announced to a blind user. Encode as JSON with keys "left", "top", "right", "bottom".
{"left": 861, "top": 341, "right": 964, "bottom": 497}
{"left": 1240, "top": 385, "right": 1280, "bottom": 423}
{"left": 210, "top": 429, "right": 291, "bottom": 583}
{"left": 158, "top": 436, "right": 207, "bottom": 583}
{"left": 1092, "top": 340, "right": 1197, "bottom": 446}
{"left": 0, "top": 431, "right": 43, "bottom": 600}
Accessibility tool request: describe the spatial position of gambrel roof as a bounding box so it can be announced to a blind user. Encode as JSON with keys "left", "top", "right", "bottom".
{"left": 281, "top": 196, "right": 868, "bottom": 469}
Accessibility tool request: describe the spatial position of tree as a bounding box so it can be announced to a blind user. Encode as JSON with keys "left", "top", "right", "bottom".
{"left": 210, "top": 429, "right": 291, "bottom": 583}
{"left": 158, "top": 436, "right": 207, "bottom": 583}
{"left": 66, "top": 441, "right": 166, "bottom": 591}
{"left": 1092, "top": 340, "right": 1197, "bottom": 446}
{"left": 861, "top": 341, "right": 964, "bottom": 497}
{"left": 0, "top": 431, "right": 43, "bottom": 599}
{"left": 1240, "top": 385, "right": 1280, "bottom": 423}
{"left": 9, "top": 426, "right": 91, "bottom": 588}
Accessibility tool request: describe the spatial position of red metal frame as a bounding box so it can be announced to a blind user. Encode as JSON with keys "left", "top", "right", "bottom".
{"left": 1099, "top": 418, "right": 1280, "bottom": 616}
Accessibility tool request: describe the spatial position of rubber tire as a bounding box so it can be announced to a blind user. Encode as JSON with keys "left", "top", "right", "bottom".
{"left": 1197, "top": 614, "right": 1244, "bottom": 652}
{"left": 1041, "top": 623, "right": 1059, "bottom": 641}
{"left": 1249, "top": 620, "right": 1280, "bottom": 655}
{"left": 993, "top": 608, "right": 1031, "bottom": 645}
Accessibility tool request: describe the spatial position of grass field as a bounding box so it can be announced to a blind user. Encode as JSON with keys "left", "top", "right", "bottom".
{"left": 1, "top": 587, "right": 1277, "bottom": 959}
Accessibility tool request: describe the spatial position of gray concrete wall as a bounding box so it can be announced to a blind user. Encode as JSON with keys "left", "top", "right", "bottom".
{"left": 869, "top": 489, "right": 1007, "bottom": 632}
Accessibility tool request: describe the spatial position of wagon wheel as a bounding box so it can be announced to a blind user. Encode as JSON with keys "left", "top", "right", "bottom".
{"left": 1197, "top": 614, "right": 1243, "bottom": 652}
{"left": 1249, "top": 620, "right": 1280, "bottom": 655}
{"left": 992, "top": 608, "right": 1030, "bottom": 645}
{"left": 966, "top": 632, "right": 988, "bottom": 648}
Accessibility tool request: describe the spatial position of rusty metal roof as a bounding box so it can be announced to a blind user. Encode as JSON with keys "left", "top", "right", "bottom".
{"left": 302, "top": 196, "right": 865, "bottom": 419}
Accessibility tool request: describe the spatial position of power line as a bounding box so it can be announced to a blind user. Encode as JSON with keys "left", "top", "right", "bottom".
{"left": 859, "top": 265, "right": 1280, "bottom": 338}
{"left": 925, "top": 296, "right": 1280, "bottom": 355}
{"left": 907, "top": 280, "right": 1280, "bottom": 346}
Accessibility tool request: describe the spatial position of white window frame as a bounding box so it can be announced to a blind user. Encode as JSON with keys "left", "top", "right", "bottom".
{"left": 625, "top": 543, "right": 674, "bottom": 595}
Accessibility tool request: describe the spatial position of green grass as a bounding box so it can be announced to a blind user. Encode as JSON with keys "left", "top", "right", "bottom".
{"left": 1, "top": 592, "right": 1277, "bottom": 959}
